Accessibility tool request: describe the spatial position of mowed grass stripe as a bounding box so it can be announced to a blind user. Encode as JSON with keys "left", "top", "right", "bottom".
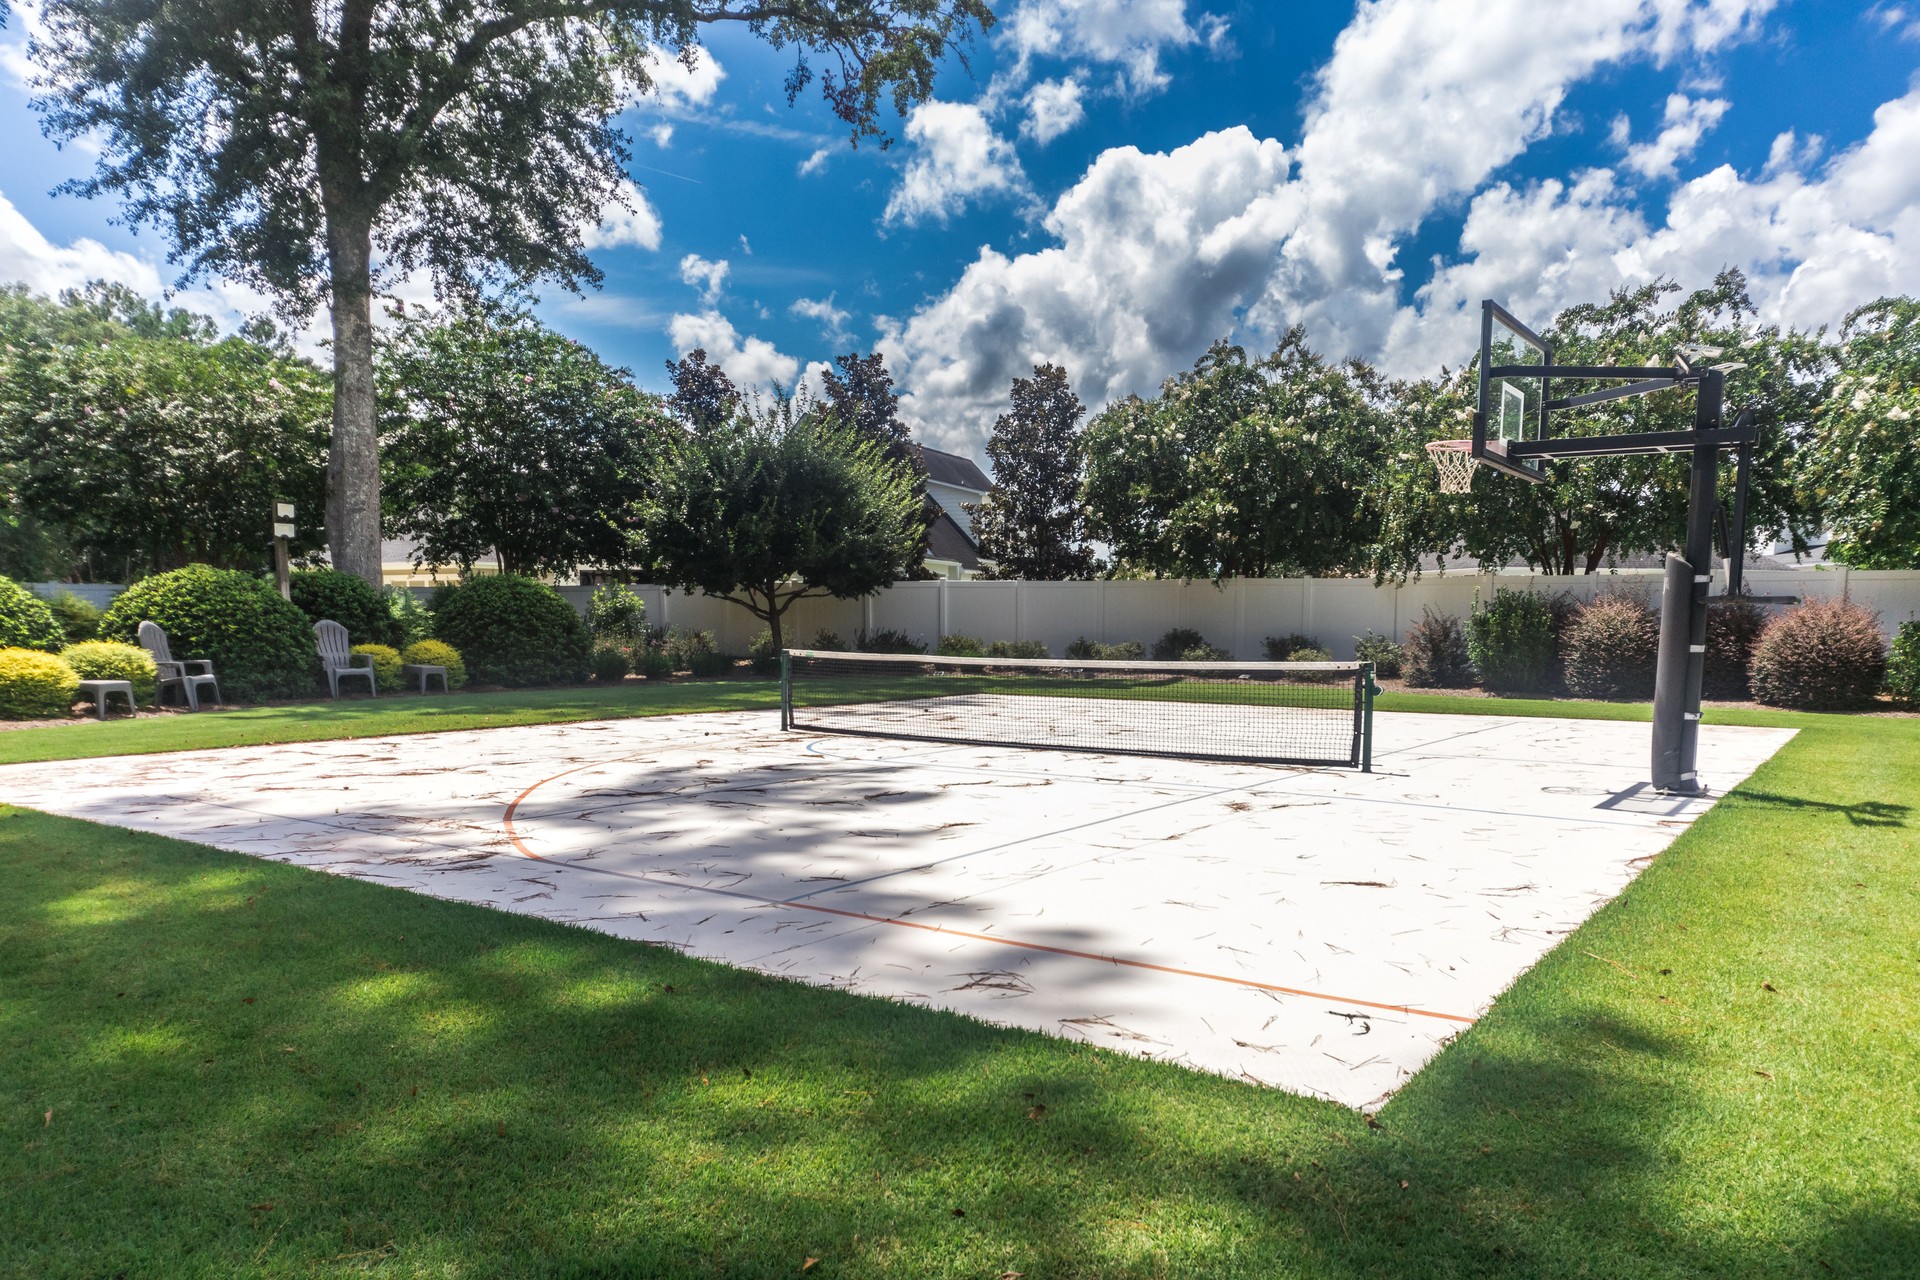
{"left": 1, "top": 697, "right": 1916, "bottom": 1276}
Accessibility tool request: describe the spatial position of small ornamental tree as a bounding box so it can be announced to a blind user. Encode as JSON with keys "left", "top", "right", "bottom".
{"left": 380, "top": 305, "right": 669, "bottom": 578}
{"left": 639, "top": 393, "right": 922, "bottom": 652}
{"left": 970, "top": 364, "right": 1094, "bottom": 580}
{"left": 1803, "top": 296, "right": 1920, "bottom": 569}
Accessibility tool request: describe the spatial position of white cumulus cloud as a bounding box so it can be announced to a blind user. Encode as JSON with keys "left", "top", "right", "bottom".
{"left": 790, "top": 295, "right": 852, "bottom": 344}
{"left": 634, "top": 44, "right": 725, "bottom": 111}
{"left": 579, "top": 180, "right": 663, "bottom": 251}
{"left": 883, "top": 101, "right": 1030, "bottom": 227}
{"left": 1615, "top": 93, "right": 1732, "bottom": 179}
{"left": 678, "top": 253, "right": 729, "bottom": 303}
{"left": 1021, "top": 78, "right": 1087, "bottom": 145}
{"left": 885, "top": 0, "right": 1789, "bottom": 454}
{"left": 668, "top": 309, "right": 800, "bottom": 389}
{"left": 1002, "top": 0, "right": 1215, "bottom": 96}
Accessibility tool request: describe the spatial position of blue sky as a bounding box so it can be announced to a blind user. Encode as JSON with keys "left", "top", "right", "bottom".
{"left": 2, "top": 1, "right": 1917, "bottom": 464}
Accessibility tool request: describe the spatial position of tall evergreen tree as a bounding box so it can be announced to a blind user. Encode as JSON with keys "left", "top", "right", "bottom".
{"left": 970, "top": 364, "right": 1095, "bottom": 580}
{"left": 27, "top": 0, "right": 991, "bottom": 585}
{"left": 822, "top": 351, "right": 935, "bottom": 572}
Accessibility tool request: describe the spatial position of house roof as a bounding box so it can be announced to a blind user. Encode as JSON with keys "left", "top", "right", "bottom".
{"left": 914, "top": 444, "right": 991, "bottom": 493}
{"left": 926, "top": 508, "right": 983, "bottom": 569}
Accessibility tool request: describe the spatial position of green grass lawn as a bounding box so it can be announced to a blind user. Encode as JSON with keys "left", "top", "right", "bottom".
{"left": 2, "top": 692, "right": 1917, "bottom": 1276}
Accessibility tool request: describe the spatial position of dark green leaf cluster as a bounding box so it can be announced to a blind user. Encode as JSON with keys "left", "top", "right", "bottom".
{"left": 47, "top": 592, "right": 102, "bottom": 643}
{"left": 380, "top": 305, "right": 669, "bottom": 579}
{"left": 0, "top": 576, "right": 65, "bottom": 652}
{"left": 639, "top": 393, "right": 925, "bottom": 650}
{"left": 1468, "top": 588, "right": 1559, "bottom": 694}
{"left": 99, "top": 565, "right": 319, "bottom": 702}
{"left": 1885, "top": 620, "right": 1920, "bottom": 706}
{"left": 1749, "top": 600, "right": 1887, "bottom": 710}
{"left": 971, "top": 363, "right": 1094, "bottom": 580}
{"left": 1084, "top": 332, "right": 1387, "bottom": 581}
{"left": 1802, "top": 297, "right": 1920, "bottom": 569}
{"left": 288, "top": 569, "right": 401, "bottom": 649}
{"left": 0, "top": 285, "right": 330, "bottom": 580}
{"left": 428, "top": 574, "right": 591, "bottom": 688}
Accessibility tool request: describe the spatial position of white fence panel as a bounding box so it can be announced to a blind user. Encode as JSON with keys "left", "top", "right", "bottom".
{"left": 1014, "top": 579, "right": 1103, "bottom": 655}
{"left": 868, "top": 580, "right": 942, "bottom": 647}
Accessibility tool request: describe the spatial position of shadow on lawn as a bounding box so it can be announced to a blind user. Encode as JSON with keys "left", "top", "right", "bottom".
{"left": 1729, "top": 790, "right": 1910, "bottom": 828}
{"left": 3, "top": 803, "right": 1906, "bottom": 1279}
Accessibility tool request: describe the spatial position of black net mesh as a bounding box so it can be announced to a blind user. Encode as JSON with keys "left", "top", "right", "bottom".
{"left": 783, "top": 651, "right": 1368, "bottom": 767}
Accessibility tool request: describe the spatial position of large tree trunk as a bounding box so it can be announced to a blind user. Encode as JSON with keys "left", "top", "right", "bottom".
{"left": 326, "top": 209, "right": 383, "bottom": 586}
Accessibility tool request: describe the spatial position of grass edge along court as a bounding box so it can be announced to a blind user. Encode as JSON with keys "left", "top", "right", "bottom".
{"left": 3, "top": 691, "right": 1917, "bottom": 1278}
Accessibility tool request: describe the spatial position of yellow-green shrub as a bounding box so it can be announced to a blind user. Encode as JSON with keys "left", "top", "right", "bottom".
{"left": 60, "top": 640, "right": 158, "bottom": 705}
{"left": 0, "top": 647, "right": 80, "bottom": 719}
{"left": 350, "top": 643, "right": 404, "bottom": 693}
{"left": 401, "top": 639, "right": 467, "bottom": 689}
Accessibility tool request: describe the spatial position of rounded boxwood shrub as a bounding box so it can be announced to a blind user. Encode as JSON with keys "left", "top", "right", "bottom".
{"left": 1561, "top": 593, "right": 1659, "bottom": 700}
{"left": 589, "top": 646, "right": 631, "bottom": 682}
{"left": 1468, "top": 588, "right": 1558, "bottom": 693}
{"left": 1402, "top": 608, "right": 1472, "bottom": 688}
{"left": 1353, "top": 631, "right": 1403, "bottom": 678}
{"left": 99, "top": 565, "right": 317, "bottom": 703}
{"left": 60, "top": 640, "right": 159, "bottom": 705}
{"left": 1749, "top": 600, "right": 1888, "bottom": 710}
{"left": 1887, "top": 620, "right": 1920, "bottom": 707}
{"left": 0, "top": 647, "right": 80, "bottom": 719}
{"left": 987, "top": 639, "right": 1050, "bottom": 659}
{"left": 937, "top": 633, "right": 986, "bottom": 657}
{"left": 1703, "top": 597, "right": 1768, "bottom": 700}
{"left": 428, "top": 574, "right": 591, "bottom": 687}
{"left": 401, "top": 639, "right": 468, "bottom": 689}
{"left": 1262, "top": 633, "right": 1321, "bottom": 661}
{"left": 49, "top": 592, "right": 103, "bottom": 643}
{"left": 0, "top": 576, "right": 64, "bottom": 652}
{"left": 290, "top": 569, "right": 400, "bottom": 647}
{"left": 350, "top": 643, "right": 404, "bottom": 693}
{"left": 1151, "top": 627, "right": 1209, "bottom": 660}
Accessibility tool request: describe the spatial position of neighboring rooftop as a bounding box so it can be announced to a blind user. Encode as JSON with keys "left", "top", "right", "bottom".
{"left": 914, "top": 444, "right": 990, "bottom": 493}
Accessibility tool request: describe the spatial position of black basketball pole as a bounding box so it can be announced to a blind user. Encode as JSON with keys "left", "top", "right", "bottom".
{"left": 1651, "top": 369, "right": 1724, "bottom": 793}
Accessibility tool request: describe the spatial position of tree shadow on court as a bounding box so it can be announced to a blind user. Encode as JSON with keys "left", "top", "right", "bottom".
{"left": 1725, "top": 789, "right": 1909, "bottom": 828}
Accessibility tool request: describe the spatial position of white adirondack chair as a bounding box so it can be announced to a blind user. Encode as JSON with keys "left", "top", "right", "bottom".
{"left": 136, "top": 621, "right": 222, "bottom": 711}
{"left": 314, "top": 619, "right": 377, "bottom": 699}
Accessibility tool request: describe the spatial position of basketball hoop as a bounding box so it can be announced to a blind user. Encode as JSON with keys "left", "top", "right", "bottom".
{"left": 1425, "top": 439, "right": 1478, "bottom": 494}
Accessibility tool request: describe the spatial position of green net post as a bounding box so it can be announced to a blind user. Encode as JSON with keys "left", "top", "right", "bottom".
{"left": 1361, "top": 662, "right": 1380, "bottom": 773}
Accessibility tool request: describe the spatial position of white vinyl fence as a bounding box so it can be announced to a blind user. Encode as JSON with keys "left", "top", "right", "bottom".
{"left": 34, "top": 570, "right": 1920, "bottom": 661}
{"left": 580, "top": 568, "right": 1920, "bottom": 660}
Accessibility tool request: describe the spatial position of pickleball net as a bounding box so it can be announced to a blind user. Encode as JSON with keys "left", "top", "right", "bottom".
{"left": 781, "top": 650, "right": 1375, "bottom": 769}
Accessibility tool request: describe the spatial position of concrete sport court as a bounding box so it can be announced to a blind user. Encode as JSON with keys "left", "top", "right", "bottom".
{"left": 0, "top": 707, "right": 1793, "bottom": 1110}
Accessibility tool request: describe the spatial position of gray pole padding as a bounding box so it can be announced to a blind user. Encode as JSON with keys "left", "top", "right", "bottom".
{"left": 1651, "top": 552, "right": 1697, "bottom": 791}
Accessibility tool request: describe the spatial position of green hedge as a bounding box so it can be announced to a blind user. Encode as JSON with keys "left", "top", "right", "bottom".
{"left": 290, "top": 569, "right": 401, "bottom": 647}
{"left": 1468, "top": 588, "right": 1558, "bottom": 694}
{"left": 99, "top": 565, "right": 317, "bottom": 703}
{"left": 1887, "top": 620, "right": 1920, "bottom": 706}
{"left": 60, "top": 640, "right": 158, "bottom": 705}
{"left": 0, "top": 647, "right": 79, "bottom": 718}
{"left": 428, "top": 575, "right": 590, "bottom": 687}
{"left": 0, "top": 576, "right": 64, "bottom": 652}
{"left": 401, "top": 639, "right": 468, "bottom": 689}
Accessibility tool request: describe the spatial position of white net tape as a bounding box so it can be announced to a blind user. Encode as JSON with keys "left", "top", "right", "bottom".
{"left": 1426, "top": 440, "right": 1477, "bottom": 494}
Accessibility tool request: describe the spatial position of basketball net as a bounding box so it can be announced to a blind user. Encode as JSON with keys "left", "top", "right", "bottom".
{"left": 1425, "top": 440, "right": 1477, "bottom": 494}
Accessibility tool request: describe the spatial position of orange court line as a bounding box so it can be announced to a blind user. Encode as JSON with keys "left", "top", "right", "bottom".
{"left": 501, "top": 758, "right": 1477, "bottom": 1026}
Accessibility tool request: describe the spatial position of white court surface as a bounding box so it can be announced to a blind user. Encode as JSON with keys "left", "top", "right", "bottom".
{"left": 0, "top": 709, "right": 1793, "bottom": 1111}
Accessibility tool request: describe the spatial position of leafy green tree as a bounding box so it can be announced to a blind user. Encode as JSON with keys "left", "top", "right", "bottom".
{"left": 0, "top": 285, "right": 331, "bottom": 579}
{"left": 379, "top": 304, "right": 669, "bottom": 578}
{"left": 1802, "top": 296, "right": 1920, "bottom": 569}
{"left": 821, "top": 350, "right": 936, "bottom": 572}
{"left": 639, "top": 392, "right": 922, "bottom": 651}
{"left": 970, "top": 363, "right": 1094, "bottom": 580}
{"left": 1082, "top": 331, "right": 1387, "bottom": 580}
{"left": 28, "top": 0, "right": 992, "bottom": 586}
{"left": 1373, "top": 272, "right": 1834, "bottom": 577}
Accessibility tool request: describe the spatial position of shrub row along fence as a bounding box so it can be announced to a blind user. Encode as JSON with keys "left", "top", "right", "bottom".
{"left": 570, "top": 569, "right": 1920, "bottom": 662}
